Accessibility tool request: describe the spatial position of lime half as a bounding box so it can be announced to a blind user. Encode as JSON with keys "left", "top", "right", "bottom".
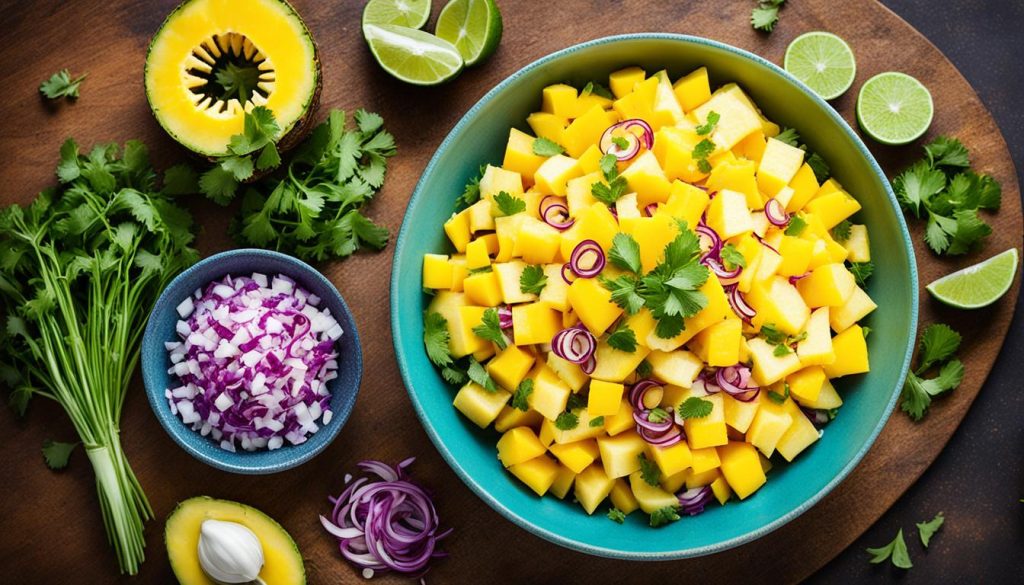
{"left": 926, "top": 248, "right": 1019, "bottom": 309}
{"left": 364, "top": 24, "right": 464, "bottom": 86}
{"left": 435, "top": 0, "right": 503, "bottom": 66}
{"left": 362, "top": 0, "right": 432, "bottom": 29}
{"left": 784, "top": 32, "right": 857, "bottom": 100}
{"left": 857, "top": 72, "right": 933, "bottom": 145}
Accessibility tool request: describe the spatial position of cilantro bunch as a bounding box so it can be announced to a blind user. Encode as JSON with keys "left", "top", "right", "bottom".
{"left": 900, "top": 323, "right": 964, "bottom": 421}
{"left": 0, "top": 139, "right": 199, "bottom": 574}
{"left": 893, "top": 136, "right": 1001, "bottom": 255}
{"left": 199, "top": 106, "right": 283, "bottom": 204}
{"left": 600, "top": 228, "right": 711, "bottom": 339}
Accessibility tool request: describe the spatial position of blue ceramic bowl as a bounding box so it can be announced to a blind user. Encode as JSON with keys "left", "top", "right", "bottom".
{"left": 390, "top": 34, "right": 918, "bottom": 559}
{"left": 141, "top": 249, "right": 362, "bottom": 474}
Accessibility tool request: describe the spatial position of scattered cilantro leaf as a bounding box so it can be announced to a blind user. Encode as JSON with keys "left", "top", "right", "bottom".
{"left": 520, "top": 265, "right": 548, "bottom": 295}
{"left": 589, "top": 416, "right": 605, "bottom": 427}
{"left": 848, "top": 261, "right": 873, "bottom": 287}
{"left": 866, "top": 528, "right": 913, "bottom": 569}
{"left": 455, "top": 165, "right": 486, "bottom": 211}
{"left": 423, "top": 311, "right": 454, "bottom": 368}
{"left": 785, "top": 215, "right": 808, "bottom": 236}
{"left": 555, "top": 411, "right": 579, "bottom": 430}
{"left": 600, "top": 274, "right": 645, "bottom": 315}
{"left": 751, "top": 0, "right": 786, "bottom": 33}
{"left": 162, "top": 164, "right": 199, "bottom": 195}
{"left": 493, "top": 191, "right": 526, "bottom": 216}
{"left": 917, "top": 323, "right": 962, "bottom": 374}
{"left": 677, "top": 396, "right": 713, "bottom": 419}
{"left": 511, "top": 378, "right": 534, "bottom": 411}
{"left": 760, "top": 323, "right": 788, "bottom": 345}
{"left": 774, "top": 127, "right": 800, "bottom": 147}
{"left": 806, "top": 152, "right": 831, "bottom": 182}
{"left": 831, "top": 220, "right": 852, "bottom": 242}
{"left": 39, "top": 69, "right": 86, "bottom": 100}
{"left": 636, "top": 360, "right": 653, "bottom": 378}
{"left": 695, "top": 111, "right": 720, "bottom": 136}
{"left": 647, "top": 407, "right": 671, "bottom": 423}
{"left": 607, "top": 321, "right": 638, "bottom": 353}
{"left": 692, "top": 139, "right": 716, "bottom": 173}
{"left": 649, "top": 506, "right": 681, "bottom": 528}
{"left": 42, "top": 440, "right": 78, "bottom": 470}
{"left": 609, "top": 233, "right": 642, "bottom": 273}
{"left": 925, "top": 136, "right": 970, "bottom": 170}
{"left": 607, "top": 507, "right": 627, "bottom": 524}
{"left": 533, "top": 137, "right": 566, "bottom": 157}
{"left": 472, "top": 308, "right": 508, "bottom": 350}
{"left": 773, "top": 343, "right": 792, "bottom": 357}
{"left": 901, "top": 323, "right": 964, "bottom": 421}
{"left": 467, "top": 358, "right": 498, "bottom": 392}
{"left": 638, "top": 453, "right": 661, "bottom": 486}
{"left": 566, "top": 393, "right": 587, "bottom": 411}
{"left": 720, "top": 243, "right": 747, "bottom": 270}
{"left": 917, "top": 512, "right": 945, "bottom": 548}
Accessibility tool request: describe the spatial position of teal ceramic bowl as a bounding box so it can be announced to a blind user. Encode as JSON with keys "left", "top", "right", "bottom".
{"left": 390, "top": 34, "right": 917, "bottom": 559}
{"left": 141, "top": 249, "right": 362, "bottom": 474}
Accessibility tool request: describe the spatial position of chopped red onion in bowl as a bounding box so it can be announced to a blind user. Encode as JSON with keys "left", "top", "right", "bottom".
{"left": 164, "top": 273, "right": 341, "bottom": 452}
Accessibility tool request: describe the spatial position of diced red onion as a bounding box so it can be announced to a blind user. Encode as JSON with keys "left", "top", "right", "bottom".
{"left": 753, "top": 233, "right": 780, "bottom": 255}
{"left": 764, "top": 198, "right": 789, "bottom": 227}
{"left": 638, "top": 424, "right": 683, "bottom": 447}
{"left": 629, "top": 380, "right": 663, "bottom": 411}
{"left": 164, "top": 273, "right": 339, "bottom": 452}
{"left": 568, "top": 239, "right": 605, "bottom": 278}
{"left": 560, "top": 263, "right": 575, "bottom": 284}
{"left": 788, "top": 272, "right": 810, "bottom": 285}
{"left": 716, "top": 365, "right": 759, "bottom": 402}
{"left": 695, "top": 224, "right": 723, "bottom": 258}
{"left": 320, "top": 458, "right": 450, "bottom": 578}
{"left": 678, "top": 486, "right": 714, "bottom": 515}
{"left": 702, "top": 255, "right": 741, "bottom": 280}
{"left": 551, "top": 325, "right": 596, "bottom": 365}
{"left": 803, "top": 408, "right": 831, "bottom": 427}
{"left": 724, "top": 283, "right": 756, "bottom": 323}
{"left": 539, "top": 196, "right": 575, "bottom": 230}
{"left": 599, "top": 119, "right": 654, "bottom": 162}
{"left": 644, "top": 203, "right": 658, "bottom": 217}
{"left": 497, "top": 306, "right": 513, "bottom": 330}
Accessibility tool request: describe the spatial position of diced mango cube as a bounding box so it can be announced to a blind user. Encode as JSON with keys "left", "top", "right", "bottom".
{"left": 568, "top": 277, "right": 623, "bottom": 335}
{"left": 707, "top": 158, "right": 761, "bottom": 210}
{"left": 722, "top": 393, "right": 761, "bottom": 433}
{"left": 526, "top": 112, "right": 566, "bottom": 143}
{"left": 689, "top": 318, "right": 743, "bottom": 367}
{"left": 757, "top": 137, "right": 805, "bottom": 196}
{"left": 747, "top": 276, "right": 811, "bottom": 335}
{"left": 823, "top": 325, "right": 870, "bottom": 378}
{"left": 661, "top": 469, "right": 689, "bottom": 493}
{"left": 516, "top": 217, "right": 561, "bottom": 264}
{"left": 609, "top": 478, "right": 640, "bottom": 514}
{"left": 786, "top": 163, "right": 820, "bottom": 212}
{"left": 422, "top": 254, "right": 453, "bottom": 289}
{"left": 797, "top": 307, "right": 836, "bottom": 366}
{"left": 546, "top": 352, "right": 588, "bottom": 391}
{"left": 533, "top": 155, "right": 581, "bottom": 197}
{"left": 747, "top": 397, "right": 793, "bottom": 457}
{"left": 463, "top": 270, "right": 503, "bottom": 307}
{"left": 710, "top": 476, "right": 732, "bottom": 505}
{"left": 453, "top": 382, "right": 511, "bottom": 428}
{"left": 509, "top": 454, "right": 560, "bottom": 496}
{"left": 565, "top": 172, "right": 601, "bottom": 217}
{"left": 541, "top": 83, "right": 578, "bottom": 118}
{"left": 548, "top": 439, "right": 599, "bottom": 474}
{"left": 684, "top": 393, "right": 728, "bottom": 449}
{"left": 545, "top": 409, "right": 606, "bottom": 444}
{"left": 574, "top": 463, "right": 615, "bottom": 514}
{"left": 653, "top": 126, "right": 707, "bottom": 183}
{"left": 690, "top": 446, "right": 722, "bottom": 474}
{"left": 661, "top": 180, "right": 710, "bottom": 228}
{"left": 511, "top": 302, "right": 562, "bottom": 346}
{"left": 562, "top": 105, "right": 612, "bottom": 158}
{"left": 692, "top": 85, "right": 764, "bottom": 150}
{"left": 629, "top": 471, "right": 680, "bottom": 513}
{"left": 503, "top": 128, "right": 546, "bottom": 184}
{"left": 603, "top": 399, "right": 636, "bottom": 436}
{"left": 588, "top": 380, "right": 625, "bottom": 417}
{"left": 796, "top": 377, "right": 843, "bottom": 409}
{"left": 427, "top": 292, "right": 485, "bottom": 357}
{"left": 686, "top": 468, "right": 720, "bottom": 489}
{"left": 830, "top": 286, "right": 877, "bottom": 333}
{"left": 591, "top": 340, "right": 651, "bottom": 383}
{"left": 706, "top": 189, "right": 754, "bottom": 239}
{"left": 776, "top": 399, "right": 820, "bottom": 461}
{"left": 577, "top": 144, "right": 604, "bottom": 175}
{"left": 465, "top": 238, "right": 491, "bottom": 270}
{"left": 598, "top": 431, "right": 647, "bottom": 479}
{"left": 673, "top": 66, "right": 712, "bottom": 112}
{"left": 487, "top": 345, "right": 535, "bottom": 391}
{"left": 494, "top": 405, "right": 544, "bottom": 433}
{"left": 776, "top": 236, "right": 814, "bottom": 277}
{"left": 747, "top": 337, "right": 803, "bottom": 386}
{"left": 804, "top": 191, "right": 862, "bottom": 229}
{"left": 444, "top": 210, "right": 472, "bottom": 253}
{"left": 646, "top": 440, "right": 693, "bottom": 477}
{"left": 528, "top": 364, "right": 572, "bottom": 421}
{"left": 613, "top": 77, "right": 659, "bottom": 122}
{"left": 786, "top": 366, "right": 827, "bottom": 403}
{"left": 797, "top": 263, "right": 856, "bottom": 307}
{"left": 549, "top": 464, "right": 576, "bottom": 499}
{"left": 621, "top": 151, "right": 673, "bottom": 206}
{"left": 718, "top": 441, "right": 766, "bottom": 499}
{"left": 610, "top": 67, "right": 646, "bottom": 98}
{"left": 643, "top": 349, "right": 702, "bottom": 388}
{"left": 497, "top": 427, "right": 547, "bottom": 467}
{"left": 733, "top": 131, "right": 767, "bottom": 164}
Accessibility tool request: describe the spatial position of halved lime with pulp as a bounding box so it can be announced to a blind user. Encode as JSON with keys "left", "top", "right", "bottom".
{"left": 435, "top": 0, "right": 502, "bottom": 66}
{"left": 362, "top": 0, "right": 432, "bottom": 29}
{"left": 857, "top": 72, "right": 933, "bottom": 145}
{"left": 926, "top": 248, "right": 1019, "bottom": 309}
{"left": 363, "top": 24, "right": 464, "bottom": 86}
{"left": 784, "top": 32, "right": 857, "bottom": 100}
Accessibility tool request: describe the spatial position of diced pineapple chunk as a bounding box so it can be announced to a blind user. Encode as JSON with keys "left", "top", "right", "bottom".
{"left": 786, "top": 366, "right": 827, "bottom": 403}
{"left": 590, "top": 340, "right": 651, "bottom": 382}
{"left": 444, "top": 209, "right": 472, "bottom": 252}
{"left": 747, "top": 398, "right": 793, "bottom": 457}
{"left": 497, "top": 427, "right": 547, "bottom": 467}
{"left": 546, "top": 408, "right": 606, "bottom": 444}
{"left": 511, "top": 302, "right": 561, "bottom": 346}
{"left": 534, "top": 155, "right": 582, "bottom": 196}
{"left": 757, "top": 137, "right": 805, "bottom": 196}
{"left": 776, "top": 399, "right": 820, "bottom": 461}
{"left": 527, "top": 363, "right": 571, "bottom": 421}
{"left": 463, "top": 270, "right": 503, "bottom": 307}
{"left": 707, "top": 158, "right": 761, "bottom": 209}
{"left": 629, "top": 471, "right": 680, "bottom": 513}
{"left": 480, "top": 165, "right": 524, "bottom": 203}
{"left": 646, "top": 440, "right": 693, "bottom": 477}
{"left": 548, "top": 439, "right": 599, "bottom": 474}
{"left": 823, "top": 325, "right": 870, "bottom": 378}
{"left": 621, "top": 151, "right": 673, "bottom": 206}
{"left": 509, "top": 455, "right": 560, "bottom": 496}
{"left": 684, "top": 392, "right": 728, "bottom": 449}
{"left": 647, "top": 349, "right": 704, "bottom": 387}
{"left": 747, "top": 337, "right": 803, "bottom": 386}
{"left": 574, "top": 463, "right": 615, "bottom": 514}
{"left": 597, "top": 431, "right": 647, "bottom": 479}
{"left": 492, "top": 261, "right": 535, "bottom": 304}
{"left": 689, "top": 318, "right": 743, "bottom": 367}
{"left": 797, "top": 307, "right": 836, "bottom": 366}
{"left": 710, "top": 476, "right": 732, "bottom": 505}
{"left": 797, "top": 263, "right": 856, "bottom": 308}
{"left": 453, "top": 382, "right": 511, "bottom": 428}
{"left": 588, "top": 380, "right": 625, "bottom": 417}
{"left": 747, "top": 276, "right": 811, "bottom": 335}
{"left": 603, "top": 399, "right": 636, "bottom": 436}
{"left": 494, "top": 405, "right": 543, "bottom": 433}
{"left": 843, "top": 224, "right": 871, "bottom": 262}
{"left": 427, "top": 292, "right": 486, "bottom": 357}
{"left": 549, "top": 464, "right": 576, "bottom": 499}
{"left": 422, "top": 254, "right": 452, "bottom": 289}
{"left": 830, "top": 286, "right": 877, "bottom": 333}
{"left": 690, "top": 446, "right": 722, "bottom": 474}
{"left": 722, "top": 393, "right": 760, "bottom": 433}
{"left": 718, "top": 441, "right": 766, "bottom": 499}
{"left": 706, "top": 189, "right": 754, "bottom": 239}
{"left": 795, "top": 377, "right": 843, "bottom": 409}
{"left": 568, "top": 277, "right": 623, "bottom": 335}
{"left": 487, "top": 345, "right": 535, "bottom": 391}
{"left": 538, "top": 263, "right": 570, "bottom": 311}
{"left": 609, "top": 66, "right": 646, "bottom": 98}
{"left": 733, "top": 131, "right": 767, "bottom": 164}
{"left": 546, "top": 352, "right": 588, "bottom": 391}
{"left": 609, "top": 478, "right": 640, "bottom": 514}
{"left": 563, "top": 105, "right": 612, "bottom": 158}
{"left": 786, "top": 163, "right": 820, "bottom": 212}
{"left": 652, "top": 70, "right": 686, "bottom": 126}
{"left": 804, "top": 191, "right": 862, "bottom": 229}
{"left": 692, "top": 85, "right": 764, "bottom": 150}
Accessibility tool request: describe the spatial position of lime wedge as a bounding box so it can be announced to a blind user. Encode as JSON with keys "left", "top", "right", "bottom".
{"left": 926, "top": 248, "right": 1019, "bottom": 309}
{"left": 856, "top": 72, "right": 933, "bottom": 145}
{"left": 784, "top": 32, "right": 857, "bottom": 100}
{"left": 435, "top": 0, "right": 503, "bottom": 66}
{"left": 363, "top": 24, "right": 464, "bottom": 86}
{"left": 362, "top": 0, "right": 432, "bottom": 29}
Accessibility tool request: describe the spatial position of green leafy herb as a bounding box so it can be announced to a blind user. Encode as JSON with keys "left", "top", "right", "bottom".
{"left": 39, "top": 69, "right": 86, "bottom": 100}
{"left": 511, "top": 379, "right": 534, "bottom": 411}
{"left": 42, "top": 440, "right": 78, "bottom": 470}
{"left": 696, "top": 111, "right": 721, "bottom": 136}
{"left": 467, "top": 358, "right": 498, "bottom": 392}
{"left": 831, "top": 220, "right": 852, "bottom": 242}
{"left": 589, "top": 416, "right": 606, "bottom": 427}
{"left": 600, "top": 274, "right": 645, "bottom": 315}
{"left": 567, "top": 393, "right": 587, "bottom": 411}
{"left": 866, "top": 528, "right": 913, "bottom": 569}
{"left": 649, "top": 506, "right": 681, "bottom": 528}
{"left": 773, "top": 343, "right": 792, "bottom": 357}
{"left": 862, "top": 326, "right": 872, "bottom": 339}
{"left": 648, "top": 407, "right": 671, "bottom": 423}
{"left": 901, "top": 324, "right": 964, "bottom": 421}
{"left": 636, "top": 360, "right": 653, "bottom": 378}
{"left": 468, "top": 266, "right": 493, "bottom": 275}
{"left": 917, "top": 512, "right": 944, "bottom": 548}
{"left": 894, "top": 136, "right": 1001, "bottom": 255}
{"left": 692, "top": 139, "right": 716, "bottom": 173}
{"left": 0, "top": 138, "right": 199, "bottom": 574}
{"left": 785, "top": 215, "right": 808, "bottom": 236}
{"left": 215, "top": 62, "right": 262, "bottom": 103}
{"left": 163, "top": 164, "right": 199, "bottom": 195}
{"left": 612, "top": 136, "right": 630, "bottom": 150}
{"left": 638, "top": 453, "right": 661, "bottom": 486}
{"left": 677, "top": 396, "right": 713, "bottom": 419}
{"left": 493, "top": 191, "right": 526, "bottom": 216}
{"left": 423, "top": 311, "right": 468, "bottom": 385}
{"left": 806, "top": 153, "right": 831, "bottom": 183}
{"left": 848, "top": 261, "right": 874, "bottom": 287}
{"left": 472, "top": 308, "right": 508, "bottom": 350}
{"left": 607, "top": 507, "right": 627, "bottom": 524}
{"left": 720, "top": 243, "right": 747, "bottom": 270}
{"left": 455, "top": 165, "right": 486, "bottom": 210}
{"left": 519, "top": 264, "right": 548, "bottom": 295}
{"left": 533, "top": 137, "right": 566, "bottom": 157}
{"left": 760, "top": 323, "right": 788, "bottom": 345}
{"left": 607, "top": 321, "right": 638, "bottom": 353}
{"left": 609, "top": 233, "right": 642, "bottom": 273}
{"left": 581, "top": 81, "right": 614, "bottom": 99}
{"left": 555, "top": 411, "right": 580, "bottom": 431}
{"left": 774, "top": 127, "right": 800, "bottom": 147}
{"left": 591, "top": 154, "right": 629, "bottom": 205}
{"left": 766, "top": 383, "right": 791, "bottom": 405}
{"left": 751, "top": 0, "right": 787, "bottom": 33}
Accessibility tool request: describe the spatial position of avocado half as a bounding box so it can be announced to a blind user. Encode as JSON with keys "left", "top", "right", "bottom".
{"left": 144, "top": 0, "right": 321, "bottom": 157}
{"left": 165, "top": 496, "right": 306, "bottom": 585}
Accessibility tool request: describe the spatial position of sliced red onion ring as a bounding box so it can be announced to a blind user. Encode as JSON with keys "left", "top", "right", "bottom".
{"left": 629, "top": 380, "right": 663, "bottom": 411}
{"left": 678, "top": 485, "right": 714, "bottom": 515}
{"left": 724, "top": 283, "right": 756, "bottom": 323}
{"left": 702, "top": 255, "right": 741, "bottom": 280}
{"left": 633, "top": 409, "right": 674, "bottom": 433}
{"left": 753, "top": 233, "right": 780, "bottom": 255}
{"left": 567, "top": 239, "right": 605, "bottom": 278}
{"left": 638, "top": 424, "right": 683, "bottom": 447}
{"left": 540, "top": 196, "right": 575, "bottom": 230}
{"left": 581, "top": 355, "right": 596, "bottom": 375}
{"left": 716, "top": 365, "right": 759, "bottom": 402}
{"left": 551, "top": 325, "right": 597, "bottom": 365}
{"left": 560, "top": 263, "right": 576, "bottom": 284}
{"left": 497, "top": 306, "right": 513, "bottom": 330}
{"left": 764, "top": 198, "right": 789, "bottom": 227}
{"left": 599, "top": 119, "right": 654, "bottom": 162}
{"left": 695, "top": 224, "right": 723, "bottom": 258}
{"left": 644, "top": 203, "right": 659, "bottom": 217}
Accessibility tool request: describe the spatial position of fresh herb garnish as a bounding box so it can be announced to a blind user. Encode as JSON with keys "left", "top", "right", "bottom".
{"left": 766, "top": 383, "right": 791, "bottom": 404}
{"left": 592, "top": 154, "right": 629, "bottom": 205}
{"left": 533, "top": 137, "right": 566, "bottom": 157}
{"left": 900, "top": 324, "right": 964, "bottom": 421}
{"left": 866, "top": 528, "right": 913, "bottom": 569}
{"left": 609, "top": 232, "right": 643, "bottom": 273}
{"left": 648, "top": 407, "right": 671, "bottom": 424}
{"left": 692, "top": 139, "right": 716, "bottom": 173}
{"left": 761, "top": 323, "right": 804, "bottom": 356}
{"left": 785, "top": 215, "right": 808, "bottom": 236}
{"left": 751, "top": 0, "right": 787, "bottom": 33}
{"left": 567, "top": 392, "right": 587, "bottom": 411}
{"left": 849, "top": 261, "right": 874, "bottom": 287}
{"left": 611, "top": 136, "right": 630, "bottom": 150}
{"left": 42, "top": 440, "right": 78, "bottom": 470}
{"left": 39, "top": 69, "right": 86, "bottom": 100}
{"left": 917, "top": 512, "right": 944, "bottom": 548}
{"left": 467, "top": 358, "right": 498, "bottom": 392}
{"left": 607, "top": 321, "right": 638, "bottom": 353}
{"left": 555, "top": 411, "right": 580, "bottom": 430}
{"left": 720, "top": 243, "right": 747, "bottom": 270}
{"left": 695, "top": 111, "right": 720, "bottom": 136}
{"left": 589, "top": 416, "right": 606, "bottom": 427}
{"left": 455, "top": 165, "right": 486, "bottom": 210}
{"left": 831, "top": 220, "right": 852, "bottom": 242}
{"left": 636, "top": 360, "right": 653, "bottom": 378}
{"left": 638, "top": 453, "right": 661, "bottom": 486}
{"left": 607, "top": 507, "right": 627, "bottom": 524}
{"left": 472, "top": 307, "right": 508, "bottom": 349}
{"left": 581, "top": 81, "right": 614, "bottom": 99}
{"left": 520, "top": 264, "right": 548, "bottom": 295}
{"left": 774, "top": 128, "right": 800, "bottom": 147}
{"left": 649, "top": 506, "right": 681, "bottom": 527}
{"left": 200, "top": 106, "right": 282, "bottom": 204}
{"left": 894, "top": 136, "right": 1001, "bottom": 255}
{"left": 599, "top": 274, "right": 646, "bottom": 315}
{"left": 423, "top": 311, "right": 468, "bottom": 385}
{"left": 511, "top": 378, "right": 534, "bottom": 411}
{"left": 493, "top": 191, "right": 526, "bottom": 216}
{"left": 677, "top": 396, "right": 713, "bottom": 419}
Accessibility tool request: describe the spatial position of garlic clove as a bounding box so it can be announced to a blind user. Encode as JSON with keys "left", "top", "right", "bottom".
{"left": 198, "top": 519, "right": 265, "bottom": 584}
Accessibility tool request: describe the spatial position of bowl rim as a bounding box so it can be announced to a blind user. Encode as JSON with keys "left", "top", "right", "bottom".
{"left": 390, "top": 32, "right": 918, "bottom": 559}
{"left": 141, "top": 248, "right": 362, "bottom": 475}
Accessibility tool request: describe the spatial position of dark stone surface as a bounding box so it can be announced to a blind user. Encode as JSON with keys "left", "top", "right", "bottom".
{"left": 812, "top": 2, "right": 1024, "bottom": 581}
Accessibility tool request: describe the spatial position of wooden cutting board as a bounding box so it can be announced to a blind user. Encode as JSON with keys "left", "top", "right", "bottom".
{"left": 0, "top": 0, "right": 1019, "bottom": 583}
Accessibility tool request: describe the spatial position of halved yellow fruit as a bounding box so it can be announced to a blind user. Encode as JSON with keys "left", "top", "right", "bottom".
{"left": 145, "top": 0, "right": 320, "bottom": 156}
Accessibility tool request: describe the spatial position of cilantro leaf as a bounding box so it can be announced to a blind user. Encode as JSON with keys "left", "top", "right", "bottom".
{"left": 42, "top": 439, "right": 78, "bottom": 470}
{"left": 467, "top": 358, "right": 498, "bottom": 392}
{"left": 773, "top": 343, "right": 792, "bottom": 357}
{"left": 519, "top": 265, "right": 548, "bottom": 295}
{"left": 163, "top": 164, "right": 199, "bottom": 195}
{"left": 607, "top": 321, "right": 638, "bottom": 353}
{"left": 511, "top": 378, "right": 534, "bottom": 411}
{"left": 423, "top": 311, "right": 454, "bottom": 368}
{"left": 442, "top": 366, "right": 468, "bottom": 386}
{"left": 533, "top": 137, "right": 566, "bottom": 157}
{"left": 555, "top": 411, "right": 579, "bottom": 430}
{"left": 199, "top": 165, "right": 240, "bottom": 205}
{"left": 720, "top": 243, "right": 747, "bottom": 270}
{"left": 894, "top": 161, "right": 946, "bottom": 218}
{"left": 831, "top": 220, "right": 852, "bottom": 242}
{"left": 924, "top": 136, "right": 970, "bottom": 170}
{"left": 806, "top": 153, "right": 831, "bottom": 182}
{"left": 636, "top": 360, "right": 653, "bottom": 378}
{"left": 649, "top": 506, "right": 681, "bottom": 528}
{"left": 472, "top": 308, "right": 508, "bottom": 350}
{"left": 609, "top": 233, "right": 642, "bottom": 273}
{"left": 751, "top": 1, "right": 786, "bottom": 33}
{"left": 600, "top": 274, "right": 646, "bottom": 315}
{"left": 695, "top": 111, "right": 720, "bottom": 136}
{"left": 39, "top": 69, "right": 86, "bottom": 100}
{"left": 692, "top": 139, "right": 716, "bottom": 173}
{"left": 638, "top": 453, "right": 661, "bottom": 486}
{"left": 567, "top": 393, "right": 586, "bottom": 411}
{"left": 454, "top": 167, "right": 485, "bottom": 210}
{"left": 917, "top": 512, "right": 945, "bottom": 548}
{"left": 612, "top": 136, "right": 630, "bottom": 150}
{"left": 848, "top": 261, "right": 874, "bottom": 287}
{"left": 589, "top": 416, "right": 605, "bottom": 427}
{"left": 493, "top": 191, "right": 526, "bottom": 216}
{"left": 917, "top": 323, "right": 961, "bottom": 373}
{"left": 785, "top": 215, "right": 808, "bottom": 236}
{"left": 866, "top": 528, "right": 913, "bottom": 569}
{"left": 766, "top": 383, "right": 791, "bottom": 404}
{"left": 607, "top": 507, "right": 627, "bottom": 524}
{"left": 901, "top": 323, "right": 964, "bottom": 420}
{"left": 678, "top": 396, "right": 713, "bottom": 419}
{"left": 591, "top": 154, "right": 629, "bottom": 205}
{"left": 774, "top": 127, "right": 800, "bottom": 147}
{"left": 760, "top": 323, "right": 788, "bottom": 345}
{"left": 647, "top": 407, "right": 671, "bottom": 423}
{"left": 581, "top": 81, "right": 614, "bottom": 99}
{"left": 945, "top": 208, "right": 991, "bottom": 255}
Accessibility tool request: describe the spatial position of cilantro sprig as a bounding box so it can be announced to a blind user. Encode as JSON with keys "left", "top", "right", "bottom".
{"left": 40, "top": 69, "right": 86, "bottom": 100}
{"left": 493, "top": 191, "right": 526, "bottom": 216}
{"left": 720, "top": 243, "right": 747, "bottom": 270}
{"left": 581, "top": 81, "right": 614, "bottom": 100}
{"left": 555, "top": 411, "right": 579, "bottom": 430}
{"left": 519, "top": 265, "right": 548, "bottom": 295}
{"left": 472, "top": 307, "right": 508, "bottom": 349}
{"left": 893, "top": 136, "right": 1001, "bottom": 255}
{"left": 606, "top": 320, "right": 638, "bottom": 353}
{"left": 591, "top": 154, "right": 629, "bottom": 205}
{"left": 695, "top": 111, "right": 720, "bottom": 136}
{"left": 866, "top": 528, "right": 913, "bottom": 569}
{"left": 533, "top": 137, "right": 566, "bottom": 157}
{"left": 677, "top": 396, "right": 713, "bottom": 419}
{"left": 900, "top": 324, "right": 964, "bottom": 421}
{"left": 751, "top": 0, "right": 787, "bottom": 33}
{"left": 638, "top": 453, "right": 661, "bottom": 486}
{"left": 607, "top": 507, "right": 627, "bottom": 524}
{"left": 692, "top": 139, "right": 716, "bottom": 174}
{"left": 511, "top": 379, "right": 534, "bottom": 411}
{"left": 848, "top": 261, "right": 874, "bottom": 287}
{"left": 199, "top": 106, "right": 282, "bottom": 204}
{"left": 917, "top": 512, "right": 944, "bottom": 547}
{"left": 649, "top": 506, "right": 681, "bottom": 527}
{"left": 455, "top": 165, "right": 486, "bottom": 211}
{"left": 760, "top": 323, "right": 805, "bottom": 357}
{"left": 423, "top": 311, "right": 470, "bottom": 385}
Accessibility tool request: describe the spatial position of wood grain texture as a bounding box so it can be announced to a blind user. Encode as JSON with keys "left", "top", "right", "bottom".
{"left": 0, "top": 0, "right": 1019, "bottom": 583}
